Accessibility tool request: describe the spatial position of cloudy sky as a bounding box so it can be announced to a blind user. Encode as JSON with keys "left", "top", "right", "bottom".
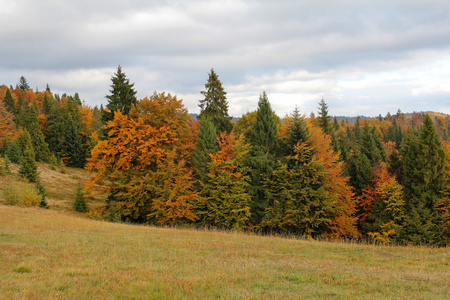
{"left": 1, "top": 0, "right": 449, "bottom": 117}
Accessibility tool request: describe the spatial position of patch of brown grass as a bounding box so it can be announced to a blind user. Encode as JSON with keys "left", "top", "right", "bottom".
{"left": 0, "top": 205, "right": 448, "bottom": 299}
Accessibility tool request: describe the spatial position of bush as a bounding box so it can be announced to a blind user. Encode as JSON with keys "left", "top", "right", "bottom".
{"left": 3, "top": 183, "right": 41, "bottom": 207}
{"left": 35, "top": 179, "right": 49, "bottom": 209}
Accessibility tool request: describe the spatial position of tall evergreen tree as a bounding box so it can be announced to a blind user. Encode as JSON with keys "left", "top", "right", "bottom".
{"left": 18, "top": 76, "right": 30, "bottom": 91}
{"left": 198, "top": 69, "right": 233, "bottom": 134}
{"left": 3, "top": 88, "right": 16, "bottom": 115}
{"left": 250, "top": 91, "right": 278, "bottom": 155}
{"left": 248, "top": 91, "right": 279, "bottom": 224}
{"left": 19, "top": 148, "right": 38, "bottom": 182}
{"left": 283, "top": 107, "right": 309, "bottom": 159}
{"left": 192, "top": 117, "right": 219, "bottom": 184}
{"left": 102, "top": 66, "right": 138, "bottom": 127}
{"left": 63, "top": 117, "right": 84, "bottom": 167}
{"left": 24, "top": 102, "right": 50, "bottom": 162}
{"left": 400, "top": 115, "right": 446, "bottom": 245}
{"left": 317, "top": 98, "right": 332, "bottom": 134}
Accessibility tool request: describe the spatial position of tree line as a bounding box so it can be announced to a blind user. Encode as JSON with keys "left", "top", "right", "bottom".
{"left": 0, "top": 69, "right": 448, "bottom": 246}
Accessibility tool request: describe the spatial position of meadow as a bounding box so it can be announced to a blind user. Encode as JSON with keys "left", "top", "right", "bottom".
{"left": 0, "top": 163, "right": 449, "bottom": 299}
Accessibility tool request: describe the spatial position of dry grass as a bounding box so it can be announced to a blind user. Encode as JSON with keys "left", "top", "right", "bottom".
{"left": 0, "top": 161, "right": 449, "bottom": 299}
{"left": 0, "top": 205, "right": 449, "bottom": 299}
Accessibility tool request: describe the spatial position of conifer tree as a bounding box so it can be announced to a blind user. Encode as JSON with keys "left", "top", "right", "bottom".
{"left": 317, "top": 98, "right": 332, "bottom": 134}
{"left": 19, "top": 148, "right": 38, "bottom": 182}
{"left": 400, "top": 115, "right": 446, "bottom": 245}
{"left": 262, "top": 141, "right": 334, "bottom": 234}
{"left": 199, "top": 132, "right": 252, "bottom": 229}
{"left": 3, "top": 88, "right": 16, "bottom": 115}
{"left": 18, "top": 130, "right": 35, "bottom": 161}
{"left": 7, "top": 140, "right": 22, "bottom": 164}
{"left": 282, "top": 107, "right": 309, "bottom": 160}
{"left": 25, "top": 102, "right": 50, "bottom": 162}
{"left": 73, "top": 184, "right": 88, "bottom": 212}
{"left": 198, "top": 69, "right": 233, "bottom": 134}
{"left": 63, "top": 117, "right": 84, "bottom": 167}
{"left": 18, "top": 76, "right": 30, "bottom": 91}
{"left": 248, "top": 91, "right": 279, "bottom": 224}
{"left": 192, "top": 117, "right": 218, "bottom": 184}
{"left": 102, "top": 65, "right": 137, "bottom": 127}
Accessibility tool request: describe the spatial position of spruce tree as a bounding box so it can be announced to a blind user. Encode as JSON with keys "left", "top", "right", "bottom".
{"left": 192, "top": 117, "right": 219, "bottom": 184}
{"left": 317, "top": 98, "right": 332, "bottom": 134}
{"left": 25, "top": 102, "right": 50, "bottom": 162}
{"left": 18, "top": 130, "right": 35, "bottom": 161}
{"left": 248, "top": 91, "right": 279, "bottom": 224}
{"left": 102, "top": 65, "right": 138, "bottom": 127}
{"left": 18, "top": 76, "right": 30, "bottom": 91}
{"left": 283, "top": 107, "right": 309, "bottom": 159}
{"left": 3, "top": 88, "right": 16, "bottom": 115}
{"left": 400, "top": 115, "right": 446, "bottom": 245}
{"left": 7, "top": 140, "right": 22, "bottom": 164}
{"left": 198, "top": 69, "right": 233, "bottom": 134}
{"left": 19, "top": 148, "right": 38, "bottom": 183}
{"left": 250, "top": 91, "right": 278, "bottom": 155}
{"left": 73, "top": 184, "right": 88, "bottom": 212}
{"left": 63, "top": 117, "right": 84, "bottom": 167}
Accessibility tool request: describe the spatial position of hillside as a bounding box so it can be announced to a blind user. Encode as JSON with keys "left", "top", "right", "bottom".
{"left": 0, "top": 205, "right": 448, "bottom": 299}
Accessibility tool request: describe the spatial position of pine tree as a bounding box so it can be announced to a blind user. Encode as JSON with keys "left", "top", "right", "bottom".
{"left": 18, "top": 130, "right": 35, "bottom": 161}
{"left": 198, "top": 69, "right": 233, "bottom": 134}
{"left": 248, "top": 91, "right": 278, "bottom": 224}
{"left": 192, "top": 117, "right": 219, "bottom": 184}
{"left": 400, "top": 115, "right": 446, "bottom": 245}
{"left": 262, "top": 141, "right": 334, "bottom": 234}
{"left": 25, "top": 102, "right": 50, "bottom": 162}
{"left": 199, "top": 132, "right": 252, "bottom": 229}
{"left": 7, "top": 140, "right": 22, "bottom": 164}
{"left": 73, "top": 184, "right": 88, "bottom": 212}
{"left": 283, "top": 107, "right": 309, "bottom": 159}
{"left": 18, "top": 76, "right": 30, "bottom": 91}
{"left": 3, "top": 88, "right": 16, "bottom": 115}
{"left": 317, "top": 98, "right": 332, "bottom": 134}
{"left": 102, "top": 65, "right": 138, "bottom": 127}
{"left": 63, "top": 117, "right": 84, "bottom": 167}
{"left": 19, "top": 148, "right": 38, "bottom": 182}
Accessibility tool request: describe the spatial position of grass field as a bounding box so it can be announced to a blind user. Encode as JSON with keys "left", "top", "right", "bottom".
{"left": 0, "top": 205, "right": 449, "bottom": 299}
{"left": 0, "top": 161, "right": 449, "bottom": 299}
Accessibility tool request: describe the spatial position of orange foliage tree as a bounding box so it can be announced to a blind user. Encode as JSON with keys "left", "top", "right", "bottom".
{"left": 357, "top": 163, "right": 405, "bottom": 243}
{"left": 86, "top": 92, "right": 198, "bottom": 224}
{"left": 306, "top": 121, "right": 359, "bottom": 238}
{"left": 0, "top": 98, "right": 16, "bottom": 148}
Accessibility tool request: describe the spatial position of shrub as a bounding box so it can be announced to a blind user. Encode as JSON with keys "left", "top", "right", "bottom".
{"left": 35, "top": 179, "right": 49, "bottom": 209}
{"left": 3, "top": 183, "right": 41, "bottom": 207}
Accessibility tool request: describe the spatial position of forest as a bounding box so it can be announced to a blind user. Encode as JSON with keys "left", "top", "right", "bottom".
{"left": 0, "top": 67, "right": 449, "bottom": 246}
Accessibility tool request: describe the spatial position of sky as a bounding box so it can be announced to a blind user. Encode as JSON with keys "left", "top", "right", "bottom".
{"left": 1, "top": 0, "right": 449, "bottom": 117}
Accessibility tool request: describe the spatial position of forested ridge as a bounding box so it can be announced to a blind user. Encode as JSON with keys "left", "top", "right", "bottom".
{"left": 1, "top": 69, "right": 449, "bottom": 246}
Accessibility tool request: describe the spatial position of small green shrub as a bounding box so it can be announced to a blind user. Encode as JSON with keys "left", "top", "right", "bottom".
{"left": 35, "top": 179, "right": 49, "bottom": 209}
{"left": 3, "top": 183, "right": 41, "bottom": 207}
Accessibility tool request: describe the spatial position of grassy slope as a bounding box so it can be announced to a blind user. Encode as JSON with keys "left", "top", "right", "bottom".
{"left": 0, "top": 163, "right": 449, "bottom": 299}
